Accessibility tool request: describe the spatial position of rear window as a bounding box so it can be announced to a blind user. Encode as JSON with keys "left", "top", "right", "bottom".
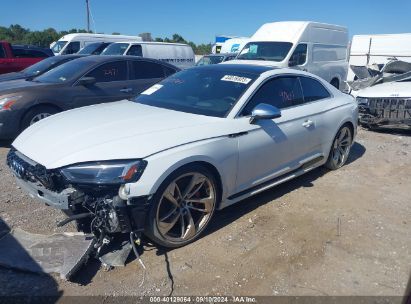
{"left": 102, "top": 43, "right": 129, "bottom": 55}
{"left": 131, "top": 61, "right": 164, "bottom": 79}
{"left": 299, "top": 77, "right": 331, "bottom": 102}
{"left": 12, "top": 48, "right": 48, "bottom": 58}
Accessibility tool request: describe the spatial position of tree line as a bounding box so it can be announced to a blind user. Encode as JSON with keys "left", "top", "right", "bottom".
{"left": 0, "top": 24, "right": 212, "bottom": 55}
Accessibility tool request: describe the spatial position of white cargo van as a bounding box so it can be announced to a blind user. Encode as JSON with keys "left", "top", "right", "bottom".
{"left": 347, "top": 33, "right": 411, "bottom": 82}
{"left": 101, "top": 41, "right": 195, "bottom": 69}
{"left": 51, "top": 33, "right": 142, "bottom": 55}
{"left": 232, "top": 21, "right": 349, "bottom": 89}
{"left": 220, "top": 37, "right": 249, "bottom": 54}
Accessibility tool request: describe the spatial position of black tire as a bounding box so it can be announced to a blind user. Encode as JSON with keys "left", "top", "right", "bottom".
{"left": 325, "top": 124, "right": 353, "bottom": 170}
{"left": 144, "top": 164, "right": 219, "bottom": 248}
{"left": 20, "top": 105, "right": 59, "bottom": 132}
{"left": 330, "top": 78, "right": 339, "bottom": 90}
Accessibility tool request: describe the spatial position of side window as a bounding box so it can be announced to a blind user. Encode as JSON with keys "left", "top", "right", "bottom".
{"left": 64, "top": 41, "right": 80, "bottom": 54}
{"left": 289, "top": 44, "right": 307, "bottom": 66}
{"left": 0, "top": 45, "right": 5, "bottom": 58}
{"left": 241, "top": 77, "right": 304, "bottom": 116}
{"left": 299, "top": 76, "right": 331, "bottom": 102}
{"left": 86, "top": 61, "right": 127, "bottom": 83}
{"left": 131, "top": 61, "right": 164, "bottom": 79}
{"left": 163, "top": 65, "right": 177, "bottom": 77}
{"left": 25, "top": 50, "right": 48, "bottom": 58}
{"left": 127, "top": 45, "right": 143, "bottom": 56}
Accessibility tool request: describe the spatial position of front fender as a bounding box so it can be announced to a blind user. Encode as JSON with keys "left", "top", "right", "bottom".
{"left": 125, "top": 136, "right": 239, "bottom": 202}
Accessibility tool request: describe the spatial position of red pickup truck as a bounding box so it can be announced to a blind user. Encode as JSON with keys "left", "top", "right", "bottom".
{"left": 0, "top": 41, "right": 53, "bottom": 75}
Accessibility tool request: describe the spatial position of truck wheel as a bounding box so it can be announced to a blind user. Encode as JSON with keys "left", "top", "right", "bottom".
{"left": 21, "top": 106, "right": 59, "bottom": 131}
{"left": 145, "top": 164, "right": 219, "bottom": 248}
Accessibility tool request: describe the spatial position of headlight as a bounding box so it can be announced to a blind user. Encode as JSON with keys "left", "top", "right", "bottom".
{"left": 0, "top": 95, "right": 22, "bottom": 110}
{"left": 356, "top": 97, "right": 368, "bottom": 105}
{"left": 60, "top": 160, "right": 147, "bottom": 185}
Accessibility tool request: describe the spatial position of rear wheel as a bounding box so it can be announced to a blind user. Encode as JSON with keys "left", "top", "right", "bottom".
{"left": 325, "top": 125, "right": 353, "bottom": 170}
{"left": 145, "top": 165, "right": 218, "bottom": 248}
{"left": 21, "top": 105, "right": 59, "bottom": 131}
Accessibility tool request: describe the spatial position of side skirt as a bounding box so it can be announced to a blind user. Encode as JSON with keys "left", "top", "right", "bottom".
{"left": 219, "top": 155, "right": 325, "bottom": 210}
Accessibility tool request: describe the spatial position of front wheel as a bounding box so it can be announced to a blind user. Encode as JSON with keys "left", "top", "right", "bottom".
{"left": 325, "top": 125, "right": 353, "bottom": 170}
{"left": 21, "top": 105, "right": 59, "bottom": 131}
{"left": 145, "top": 165, "right": 218, "bottom": 248}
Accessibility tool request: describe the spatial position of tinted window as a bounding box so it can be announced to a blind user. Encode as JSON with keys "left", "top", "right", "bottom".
{"left": 299, "top": 77, "right": 331, "bottom": 102}
{"left": 135, "top": 68, "right": 257, "bottom": 118}
{"left": 12, "top": 48, "right": 47, "bottom": 58}
{"left": 127, "top": 45, "right": 143, "bottom": 56}
{"left": 86, "top": 61, "right": 127, "bottom": 82}
{"left": 237, "top": 42, "right": 293, "bottom": 62}
{"left": 0, "top": 45, "right": 5, "bottom": 58}
{"left": 131, "top": 61, "right": 164, "bottom": 79}
{"left": 23, "top": 56, "right": 65, "bottom": 76}
{"left": 35, "top": 59, "right": 91, "bottom": 83}
{"left": 289, "top": 44, "right": 307, "bottom": 66}
{"left": 242, "top": 77, "right": 303, "bottom": 116}
{"left": 63, "top": 41, "right": 80, "bottom": 54}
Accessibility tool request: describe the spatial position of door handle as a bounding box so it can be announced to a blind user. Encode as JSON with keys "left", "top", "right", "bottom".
{"left": 120, "top": 88, "right": 133, "bottom": 93}
{"left": 302, "top": 120, "right": 314, "bottom": 128}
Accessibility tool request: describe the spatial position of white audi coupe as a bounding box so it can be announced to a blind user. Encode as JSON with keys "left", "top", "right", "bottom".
{"left": 7, "top": 64, "right": 358, "bottom": 248}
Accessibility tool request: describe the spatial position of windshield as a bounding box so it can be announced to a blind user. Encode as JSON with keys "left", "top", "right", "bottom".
{"left": 22, "top": 57, "right": 62, "bottom": 76}
{"left": 51, "top": 41, "right": 67, "bottom": 54}
{"left": 34, "top": 59, "right": 88, "bottom": 83}
{"left": 196, "top": 55, "right": 225, "bottom": 66}
{"left": 237, "top": 42, "right": 293, "bottom": 62}
{"left": 134, "top": 68, "right": 257, "bottom": 117}
{"left": 101, "top": 43, "right": 129, "bottom": 55}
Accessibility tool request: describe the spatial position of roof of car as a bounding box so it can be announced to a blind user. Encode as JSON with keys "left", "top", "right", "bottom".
{"left": 192, "top": 63, "right": 275, "bottom": 75}
{"left": 66, "top": 55, "right": 181, "bottom": 70}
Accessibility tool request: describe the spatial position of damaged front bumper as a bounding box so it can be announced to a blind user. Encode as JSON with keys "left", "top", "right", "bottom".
{"left": 7, "top": 148, "right": 150, "bottom": 236}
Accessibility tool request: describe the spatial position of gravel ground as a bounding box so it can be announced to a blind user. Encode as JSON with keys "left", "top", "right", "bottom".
{"left": 0, "top": 128, "right": 410, "bottom": 298}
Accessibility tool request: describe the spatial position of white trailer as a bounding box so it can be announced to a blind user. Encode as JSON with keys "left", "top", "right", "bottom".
{"left": 347, "top": 33, "right": 411, "bottom": 82}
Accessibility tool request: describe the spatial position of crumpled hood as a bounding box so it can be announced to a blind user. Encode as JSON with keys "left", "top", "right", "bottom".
{"left": 357, "top": 81, "right": 411, "bottom": 98}
{"left": 13, "top": 100, "right": 238, "bottom": 169}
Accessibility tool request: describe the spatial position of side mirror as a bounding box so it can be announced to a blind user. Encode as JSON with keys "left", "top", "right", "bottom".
{"left": 250, "top": 103, "right": 281, "bottom": 124}
{"left": 77, "top": 76, "right": 96, "bottom": 86}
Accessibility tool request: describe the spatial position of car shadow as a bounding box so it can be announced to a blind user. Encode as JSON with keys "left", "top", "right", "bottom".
{"left": 205, "top": 141, "right": 365, "bottom": 237}
{"left": 0, "top": 217, "right": 62, "bottom": 300}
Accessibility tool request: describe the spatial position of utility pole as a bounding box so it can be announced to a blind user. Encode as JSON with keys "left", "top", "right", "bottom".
{"left": 86, "top": 0, "right": 90, "bottom": 32}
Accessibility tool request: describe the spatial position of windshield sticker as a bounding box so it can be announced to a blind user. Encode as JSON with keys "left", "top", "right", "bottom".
{"left": 141, "top": 84, "right": 163, "bottom": 95}
{"left": 221, "top": 75, "right": 252, "bottom": 84}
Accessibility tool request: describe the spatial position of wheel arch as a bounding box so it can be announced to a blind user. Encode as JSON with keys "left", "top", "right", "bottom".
{"left": 140, "top": 156, "right": 226, "bottom": 207}
{"left": 20, "top": 102, "right": 63, "bottom": 128}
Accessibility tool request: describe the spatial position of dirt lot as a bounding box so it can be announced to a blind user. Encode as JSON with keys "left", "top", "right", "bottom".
{"left": 0, "top": 128, "right": 410, "bottom": 298}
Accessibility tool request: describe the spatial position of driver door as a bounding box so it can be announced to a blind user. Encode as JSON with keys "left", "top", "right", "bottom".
{"left": 234, "top": 76, "right": 322, "bottom": 194}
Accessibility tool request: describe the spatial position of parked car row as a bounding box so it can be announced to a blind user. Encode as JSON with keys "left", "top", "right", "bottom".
{"left": 0, "top": 55, "right": 179, "bottom": 138}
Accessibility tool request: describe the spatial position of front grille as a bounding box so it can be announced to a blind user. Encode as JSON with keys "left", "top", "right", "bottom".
{"left": 6, "top": 149, "right": 60, "bottom": 191}
{"left": 359, "top": 97, "right": 411, "bottom": 125}
{"left": 366, "top": 98, "right": 411, "bottom": 120}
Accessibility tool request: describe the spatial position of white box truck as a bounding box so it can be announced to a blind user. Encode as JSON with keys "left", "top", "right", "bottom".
{"left": 347, "top": 33, "right": 411, "bottom": 82}
{"left": 231, "top": 21, "right": 349, "bottom": 89}
{"left": 51, "top": 33, "right": 143, "bottom": 55}
{"left": 101, "top": 41, "right": 195, "bottom": 69}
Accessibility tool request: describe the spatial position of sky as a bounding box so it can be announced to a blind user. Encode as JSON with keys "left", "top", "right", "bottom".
{"left": 1, "top": 0, "right": 411, "bottom": 44}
